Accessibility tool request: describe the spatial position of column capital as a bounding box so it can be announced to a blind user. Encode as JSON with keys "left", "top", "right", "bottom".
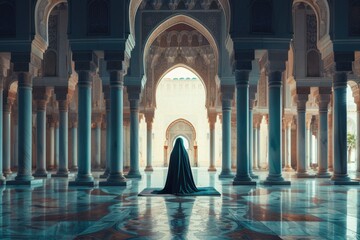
{"left": 233, "top": 49, "right": 254, "bottom": 72}
{"left": 58, "top": 100, "right": 69, "bottom": 112}
{"left": 306, "top": 114, "right": 313, "bottom": 128}
{"left": 92, "top": 113, "right": 103, "bottom": 126}
{"left": 296, "top": 87, "right": 310, "bottom": 111}
{"left": 127, "top": 85, "right": 142, "bottom": 101}
{"left": 264, "top": 50, "right": 288, "bottom": 73}
{"left": 33, "top": 86, "right": 52, "bottom": 101}
{"left": 234, "top": 70, "right": 250, "bottom": 86}
{"left": 283, "top": 114, "right": 294, "bottom": 127}
{"left": 315, "top": 88, "right": 331, "bottom": 112}
{"left": 208, "top": 111, "right": 217, "bottom": 126}
{"left": 220, "top": 84, "right": 234, "bottom": 101}
{"left": 102, "top": 85, "right": 110, "bottom": 100}
{"left": 253, "top": 114, "right": 262, "bottom": 128}
{"left": 145, "top": 111, "right": 155, "bottom": 124}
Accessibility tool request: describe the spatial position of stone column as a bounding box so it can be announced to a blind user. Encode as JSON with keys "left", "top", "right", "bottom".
{"left": 248, "top": 95, "right": 258, "bottom": 179}
{"left": 93, "top": 116, "right": 102, "bottom": 170}
{"left": 328, "top": 97, "right": 334, "bottom": 171}
{"left": 55, "top": 120, "right": 59, "bottom": 170}
{"left": 306, "top": 115, "right": 313, "bottom": 170}
{"left": 262, "top": 58, "right": 290, "bottom": 185}
{"left": 53, "top": 88, "right": 70, "bottom": 177}
{"left": 0, "top": 76, "right": 4, "bottom": 184}
{"left": 123, "top": 114, "right": 130, "bottom": 171}
{"left": 233, "top": 69, "right": 255, "bottom": 185}
{"left": 331, "top": 72, "right": 356, "bottom": 184}
{"left": 100, "top": 52, "right": 129, "bottom": 186}
{"left": 219, "top": 86, "right": 234, "bottom": 178}
{"left": 208, "top": 112, "right": 217, "bottom": 172}
{"left": 356, "top": 101, "right": 360, "bottom": 173}
{"left": 253, "top": 114, "right": 262, "bottom": 170}
{"left": 194, "top": 143, "right": 198, "bottom": 167}
{"left": 296, "top": 90, "right": 313, "bottom": 177}
{"left": 70, "top": 117, "right": 78, "bottom": 171}
{"left": 3, "top": 98, "right": 14, "bottom": 177}
{"left": 47, "top": 116, "right": 55, "bottom": 170}
{"left": 8, "top": 72, "right": 42, "bottom": 185}
{"left": 33, "top": 87, "right": 50, "bottom": 178}
{"left": 163, "top": 143, "right": 168, "bottom": 167}
{"left": 69, "top": 70, "right": 95, "bottom": 186}
{"left": 127, "top": 88, "right": 142, "bottom": 179}
{"left": 283, "top": 115, "right": 293, "bottom": 171}
{"left": 100, "top": 97, "right": 110, "bottom": 178}
{"left": 144, "top": 112, "right": 154, "bottom": 172}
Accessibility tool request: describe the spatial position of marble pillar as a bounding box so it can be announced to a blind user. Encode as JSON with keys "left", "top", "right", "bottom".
{"left": 0, "top": 82, "right": 4, "bottom": 184}
{"left": 71, "top": 121, "right": 78, "bottom": 171}
{"left": 33, "top": 100, "right": 49, "bottom": 177}
{"left": 47, "top": 117, "right": 55, "bottom": 170}
{"left": 262, "top": 71, "right": 290, "bottom": 185}
{"left": 100, "top": 71, "right": 128, "bottom": 186}
{"left": 296, "top": 95, "right": 313, "bottom": 177}
{"left": 100, "top": 99, "right": 110, "bottom": 178}
{"left": 94, "top": 121, "right": 102, "bottom": 170}
{"left": 331, "top": 72, "right": 357, "bottom": 184}
{"left": 127, "top": 99, "right": 141, "bottom": 178}
{"left": 253, "top": 127, "right": 258, "bottom": 170}
{"left": 53, "top": 100, "right": 70, "bottom": 177}
{"left": 328, "top": 109, "right": 333, "bottom": 171}
{"left": 55, "top": 123, "right": 59, "bottom": 170}
{"left": 3, "top": 102, "right": 12, "bottom": 177}
{"left": 69, "top": 71, "right": 95, "bottom": 186}
{"left": 144, "top": 115, "right": 154, "bottom": 172}
{"left": 284, "top": 118, "right": 293, "bottom": 171}
{"left": 357, "top": 104, "right": 360, "bottom": 173}
{"left": 8, "top": 73, "right": 42, "bottom": 185}
{"left": 317, "top": 93, "right": 331, "bottom": 178}
{"left": 233, "top": 70, "right": 255, "bottom": 185}
{"left": 248, "top": 102, "right": 258, "bottom": 178}
{"left": 208, "top": 114, "right": 217, "bottom": 172}
{"left": 256, "top": 123, "right": 261, "bottom": 169}
{"left": 219, "top": 98, "right": 233, "bottom": 178}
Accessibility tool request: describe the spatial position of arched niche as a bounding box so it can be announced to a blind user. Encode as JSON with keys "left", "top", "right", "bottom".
{"left": 306, "top": 49, "right": 321, "bottom": 77}
{"left": 129, "top": 0, "right": 231, "bottom": 42}
{"left": 143, "top": 14, "right": 219, "bottom": 75}
{"left": 165, "top": 118, "right": 197, "bottom": 167}
{"left": 35, "top": 0, "right": 67, "bottom": 46}
{"left": 292, "top": 0, "right": 330, "bottom": 42}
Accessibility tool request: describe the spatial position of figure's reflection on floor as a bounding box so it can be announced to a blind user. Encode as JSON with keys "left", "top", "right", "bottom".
{"left": 0, "top": 169, "right": 360, "bottom": 239}
{"left": 165, "top": 198, "right": 195, "bottom": 239}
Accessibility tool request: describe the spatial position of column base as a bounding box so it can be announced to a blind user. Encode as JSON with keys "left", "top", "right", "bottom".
{"left": 126, "top": 169, "right": 142, "bottom": 179}
{"left": 33, "top": 172, "right": 50, "bottom": 178}
{"left": 144, "top": 166, "right": 154, "bottom": 172}
{"left": 233, "top": 180, "right": 257, "bottom": 186}
{"left": 316, "top": 172, "right": 331, "bottom": 178}
{"left": 283, "top": 166, "right": 294, "bottom": 172}
{"left": 219, "top": 169, "right": 234, "bottom": 179}
{"left": 7, "top": 179, "right": 43, "bottom": 186}
{"left": 100, "top": 171, "right": 109, "bottom": 179}
{"left": 71, "top": 166, "right": 78, "bottom": 171}
{"left": 99, "top": 179, "right": 131, "bottom": 187}
{"left": 68, "top": 181, "right": 97, "bottom": 187}
{"left": 250, "top": 173, "right": 259, "bottom": 179}
{"left": 3, "top": 170, "right": 12, "bottom": 177}
{"left": 52, "top": 172, "right": 74, "bottom": 178}
{"left": 331, "top": 180, "right": 359, "bottom": 185}
{"left": 296, "top": 172, "right": 316, "bottom": 178}
{"left": 260, "top": 180, "right": 291, "bottom": 186}
{"left": 208, "top": 167, "right": 217, "bottom": 172}
{"left": 0, "top": 179, "right": 5, "bottom": 185}
{"left": 331, "top": 174, "right": 351, "bottom": 182}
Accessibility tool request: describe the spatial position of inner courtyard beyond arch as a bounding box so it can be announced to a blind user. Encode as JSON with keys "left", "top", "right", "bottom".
{"left": 1, "top": 0, "right": 360, "bottom": 238}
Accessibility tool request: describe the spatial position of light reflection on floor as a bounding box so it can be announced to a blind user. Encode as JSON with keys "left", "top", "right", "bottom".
{"left": 0, "top": 168, "right": 360, "bottom": 239}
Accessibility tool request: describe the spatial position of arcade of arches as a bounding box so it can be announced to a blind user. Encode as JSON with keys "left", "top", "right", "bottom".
{"left": 1, "top": 0, "right": 360, "bottom": 239}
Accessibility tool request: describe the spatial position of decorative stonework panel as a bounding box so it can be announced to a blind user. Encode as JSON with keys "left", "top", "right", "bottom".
{"left": 48, "top": 14, "right": 58, "bottom": 50}
{"left": 306, "top": 14, "right": 317, "bottom": 51}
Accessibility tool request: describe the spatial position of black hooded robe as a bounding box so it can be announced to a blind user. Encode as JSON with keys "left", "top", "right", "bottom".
{"left": 153, "top": 138, "right": 199, "bottom": 195}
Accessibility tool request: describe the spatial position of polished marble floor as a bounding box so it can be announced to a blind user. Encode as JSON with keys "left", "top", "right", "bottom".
{"left": 1, "top": 168, "right": 360, "bottom": 239}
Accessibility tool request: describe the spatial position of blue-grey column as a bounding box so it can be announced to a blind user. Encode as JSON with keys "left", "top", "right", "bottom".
{"left": 11, "top": 73, "right": 40, "bottom": 184}
{"left": 144, "top": 117, "right": 154, "bottom": 172}
{"left": 70, "top": 71, "right": 94, "bottom": 185}
{"left": 219, "top": 98, "right": 233, "bottom": 178}
{"left": 94, "top": 122, "right": 101, "bottom": 169}
{"left": 71, "top": 121, "right": 78, "bottom": 171}
{"left": 249, "top": 103, "right": 258, "bottom": 178}
{"left": 253, "top": 127, "right": 258, "bottom": 170}
{"left": 0, "top": 83, "right": 4, "bottom": 183}
{"left": 100, "top": 99, "right": 110, "bottom": 178}
{"left": 100, "top": 71, "right": 127, "bottom": 186}
{"left": 48, "top": 119, "right": 55, "bottom": 170}
{"left": 33, "top": 100, "right": 48, "bottom": 177}
{"left": 296, "top": 97, "right": 310, "bottom": 177}
{"left": 127, "top": 99, "right": 142, "bottom": 178}
{"left": 208, "top": 115, "right": 216, "bottom": 172}
{"left": 55, "top": 123, "right": 59, "bottom": 170}
{"left": 284, "top": 120, "right": 293, "bottom": 171}
{"left": 233, "top": 70, "right": 255, "bottom": 185}
{"left": 54, "top": 100, "right": 69, "bottom": 177}
{"left": 3, "top": 103, "right": 12, "bottom": 177}
{"left": 263, "top": 71, "right": 289, "bottom": 185}
{"left": 331, "top": 72, "right": 354, "bottom": 183}
{"left": 317, "top": 95, "right": 331, "bottom": 178}
{"left": 256, "top": 124, "right": 261, "bottom": 169}
{"left": 357, "top": 106, "right": 360, "bottom": 173}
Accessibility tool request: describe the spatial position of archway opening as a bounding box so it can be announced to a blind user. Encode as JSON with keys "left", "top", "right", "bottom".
{"left": 173, "top": 136, "right": 190, "bottom": 150}
{"left": 152, "top": 66, "right": 208, "bottom": 167}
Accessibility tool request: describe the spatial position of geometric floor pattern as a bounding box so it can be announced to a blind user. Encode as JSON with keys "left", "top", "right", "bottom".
{"left": 1, "top": 168, "right": 360, "bottom": 239}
